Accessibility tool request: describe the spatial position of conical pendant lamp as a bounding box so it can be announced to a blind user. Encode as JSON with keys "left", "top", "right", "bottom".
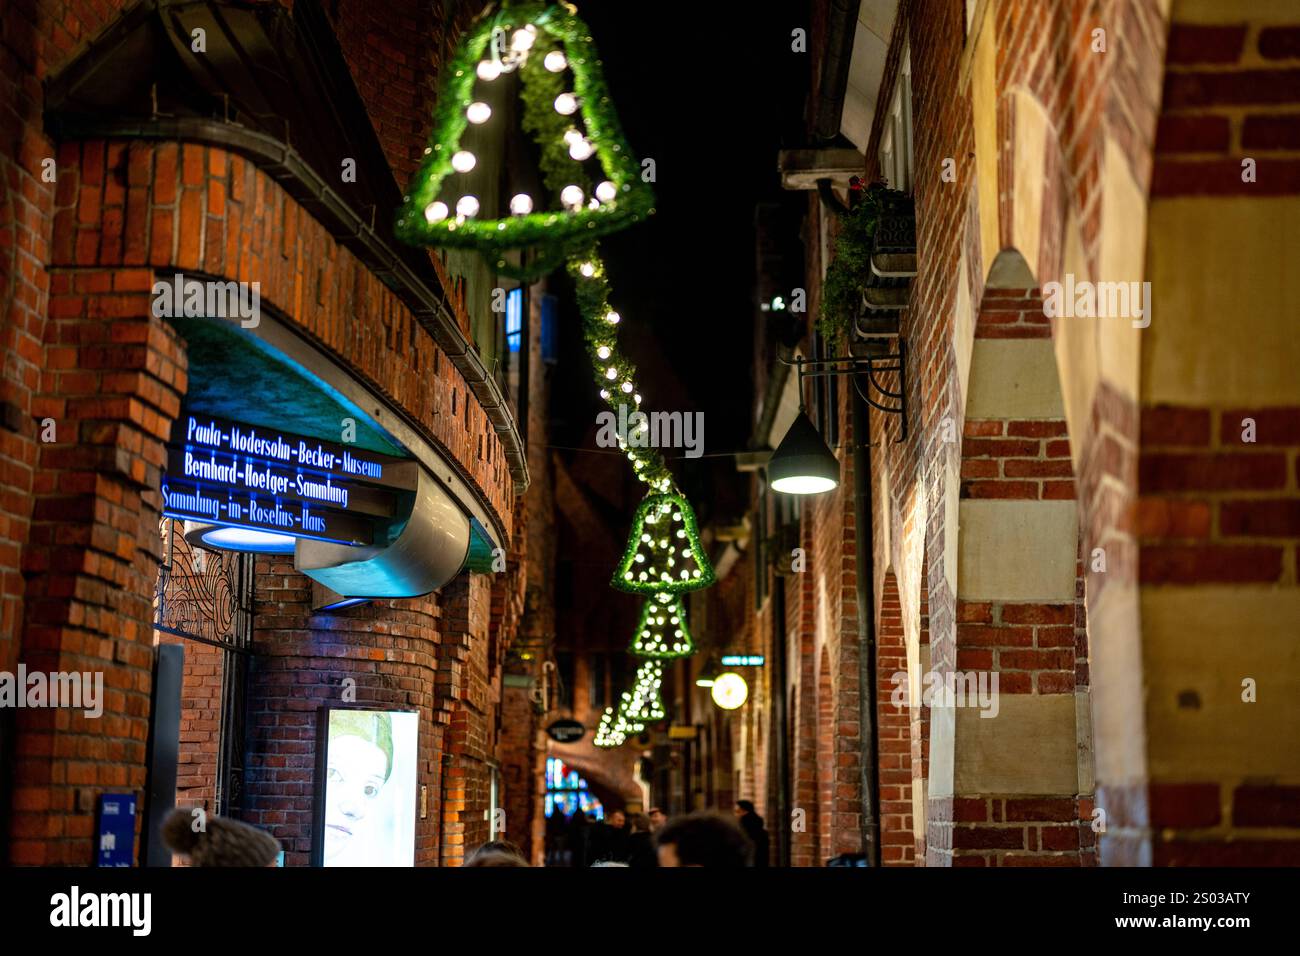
{"left": 768, "top": 409, "right": 840, "bottom": 494}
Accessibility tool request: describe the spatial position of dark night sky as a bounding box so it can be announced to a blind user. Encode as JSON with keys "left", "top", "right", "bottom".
{"left": 548, "top": 0, "right": 811, "bottom": 523}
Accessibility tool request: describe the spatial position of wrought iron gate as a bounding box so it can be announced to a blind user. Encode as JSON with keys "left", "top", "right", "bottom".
{"left": 153, "top": 518, "right": 255, "bottom": 815}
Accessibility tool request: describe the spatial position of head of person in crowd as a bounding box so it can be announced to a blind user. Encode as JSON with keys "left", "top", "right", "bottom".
{"left": 464, "top": 839, "right": 528, "bottom": 867}
{"left": 628, "top": 812, "right": 651, "bottom": 834}
{"left": 163, "top": 808, "right": 280, "bottom": 867}
{"left": 648, "top": 807, "right": 666, "bottom": 831}
{"left": 654, "top": 811, "right": 753, "bottom": 867}
{"left": 607, "top": 809, "right": 626, "bottom": 829}
{"left": 734, "top": 799, "right": 757, "bottom": 819}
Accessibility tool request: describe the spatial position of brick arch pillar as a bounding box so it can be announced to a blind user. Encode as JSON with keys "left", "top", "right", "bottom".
{"left": 436, "top": 572, "right": 493, "bottom": 866}
{"left": 877, "top": 572, "right": 914, "bottom": 864}
{"left": 8, "top": 140, "right": 189, "bottom": 864}
{"left": 912, "top": 574, "right": 930, "bottom": 864}
{"left": 929, "top": 273, "right": 1092, "bottom": 866}
{"left": 1132, "top": 5, "right": 1300, "bottom": 866}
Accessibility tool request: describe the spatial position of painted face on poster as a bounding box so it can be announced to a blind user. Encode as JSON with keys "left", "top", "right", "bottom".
{"left": 322, "top": 709, "right": 418, "bottom": 866}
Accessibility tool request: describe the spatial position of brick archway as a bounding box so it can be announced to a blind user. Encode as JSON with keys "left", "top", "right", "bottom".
{"left": 927, "top": 252, "right": 1093, "bottom": 866}
{"left": 877, "top": 571, "right": 914, "bottom": 864}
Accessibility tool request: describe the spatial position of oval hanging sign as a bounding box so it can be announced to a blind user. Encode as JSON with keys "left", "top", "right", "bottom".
{"left": 546, "top": 719, "right": 586, "bottom": 744}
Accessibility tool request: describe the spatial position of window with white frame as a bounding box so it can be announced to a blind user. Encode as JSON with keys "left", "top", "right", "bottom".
{"left": 877, "top": 45, "right": 913, "bottom": 193}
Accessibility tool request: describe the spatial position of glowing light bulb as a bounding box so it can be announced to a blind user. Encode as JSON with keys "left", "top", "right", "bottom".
{"left": 564, "top": 128, "right": 584, "bottom": 145}
{"left": 456, "top": 195, "right": 479, "bottom": 217}
{"left": 511, "top": 25, "right": 536, "bottom": 51}
{"left": 605, "top": 367, "right": 617, "bottom": 380}
{"left": 554, "top": 93, "right": 578, "bottom": 115}
{"left": 510, "top": 193, "right": 533, "bottom": 215}
{"left": 424, "top": 201, "right": 448, "bottom": 223}
{"left": 544, "top": 50, "right": 567, "bottom": 72}
{"left": 596, "top": 181, "right": 617, "bottom": 202}
{"left": 451, "top": 151, "right": 476, "bottom": 173}
{"left": 597, "top": 345, "right": 611, "bottom": 360}
{"left": 466, "top": 102, "right": 492, "bottom": 125}
{"left": 621, "top": 381, "right": 633, "bottom": 393}
{"left": 569, "top": 139, "right": 594, "bottom": 161}
{"left": 561, "top": 185, "right": 584, "bottom": 208}
{"left": 476, "top": 60, "right": 501, "bottom": 81}
{"left": 605, "top": 310, "right": 620, "bottom": 325}
{"left": 600, "top": 388, "right": 610, "bottom": 399}
{"left": 580, "top": 262, "right": 595, "bottom": 277}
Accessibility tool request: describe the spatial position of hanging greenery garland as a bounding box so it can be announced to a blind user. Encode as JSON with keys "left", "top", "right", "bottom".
{"left": 629, "top": 592, "right": 695, "bottom": 659}
{"left": 394, "top": 1, "right": 654, "bottom": 280}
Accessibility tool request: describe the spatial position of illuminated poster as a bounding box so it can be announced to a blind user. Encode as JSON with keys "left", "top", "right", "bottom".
{"left": 316, "top": 708, "right": 418, "bottom": 867}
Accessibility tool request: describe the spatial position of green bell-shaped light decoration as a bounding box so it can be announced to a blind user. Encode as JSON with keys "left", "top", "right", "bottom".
{"left": 612, "top": 491, "right": 716, "bottom": 595}
{"left": 394, "top": 2, "right": 654, "bottom": 280}
{"left": 593, "top": 705, "right": 644, "bottom": 748}
{"left": 629, "top": 592, "right": 695, "bottom": 659}
{"left": 619, "top": 660, "right": 666, "bottom": 724}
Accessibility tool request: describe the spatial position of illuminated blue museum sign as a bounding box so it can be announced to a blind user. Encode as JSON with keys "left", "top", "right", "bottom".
{"left": 162, "top": 413, "right": 411, "bottom": 547}
{"left": 720, "top": 654, "right": 765, "bottom": 667}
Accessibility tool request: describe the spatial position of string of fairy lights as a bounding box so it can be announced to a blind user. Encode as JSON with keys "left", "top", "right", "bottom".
{"left": 394, "top": 1, "right": 715, "bottom": 747}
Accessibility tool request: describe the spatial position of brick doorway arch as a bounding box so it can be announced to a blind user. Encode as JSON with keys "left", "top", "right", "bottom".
{"left": 929, "top": 250, "right": 1093, "bottom": 866}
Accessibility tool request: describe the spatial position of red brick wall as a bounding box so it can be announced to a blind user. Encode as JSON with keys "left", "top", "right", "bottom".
{"left": 790, "top": 554, "right": 819, "bottom": 866}
{"left": 0, "top": 0, "right": 534, "bottom": 867}
{"left": 1132, "top": 10, "right": 1300, "bottom": 865}
{"left": 10, "top": 264, "right": 184, "bottom": 864}
{"left": 498, "top": 679, "right": 540, "bottom": 860}
{"left": 438, "top": 573, "right": 494, "bottom": 866}
{"left": 48, "top": 139, "right": 515, "bottom": 535}
{"left": 1154, "top": 21, "right": 1300, "bottom": 197}
{"left": 1139, "top": 407, "right": 1298, "bottom": 586}
{"left": 911, "top": 578, "right": 929, "bottom": 863}
{"left": 245, "top": 558, "right": 444, "bottom": 866}
{"left": 949, "top": 796, "right": 1094, "bottom": 867}
{"left": 877, "top": 573, "right": 913, "bottom": 865}
{"left": 1137, "top": 405, "right": 1300, "bottom": 865}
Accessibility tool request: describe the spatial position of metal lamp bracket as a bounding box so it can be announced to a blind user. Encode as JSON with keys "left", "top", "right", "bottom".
{"left": 788, "top": 341, "right": 908, "bottom": 444}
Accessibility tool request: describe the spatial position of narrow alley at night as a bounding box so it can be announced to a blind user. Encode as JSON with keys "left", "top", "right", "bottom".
{"left": 0, "top": 0, "right": 1296, "bottom": 940}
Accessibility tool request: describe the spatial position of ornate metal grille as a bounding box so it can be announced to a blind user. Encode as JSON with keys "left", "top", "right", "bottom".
{"left": 154, "top": 518, "right": 254, "bottom": 814}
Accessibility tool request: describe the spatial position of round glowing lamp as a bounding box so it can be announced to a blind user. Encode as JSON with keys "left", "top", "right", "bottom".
{"left": 711, "top": 672, "right": 748, "bottom": 710}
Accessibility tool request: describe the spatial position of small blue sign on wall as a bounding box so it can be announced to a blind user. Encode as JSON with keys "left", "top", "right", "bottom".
{"left": 96, "top": 793, "right": 136, "bottom": 867}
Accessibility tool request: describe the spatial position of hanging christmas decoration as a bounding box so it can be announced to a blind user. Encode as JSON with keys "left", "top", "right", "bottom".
{"left": 629, "top": 592, "right": 695, "bottom": 659}
{"left": 593, "top": 705, "right": 644, "bottom": 749}
{"left": 395, "top": 1, "right": 715, "bottom": 608}
{"left": 394, "top": 2, "right": 654, "bottom": 280}
{"left": 620, "top": 660, "right": 666, "bottom": 723}
{"left": 611, "top": 490, "right": 715, "bottom": 594}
